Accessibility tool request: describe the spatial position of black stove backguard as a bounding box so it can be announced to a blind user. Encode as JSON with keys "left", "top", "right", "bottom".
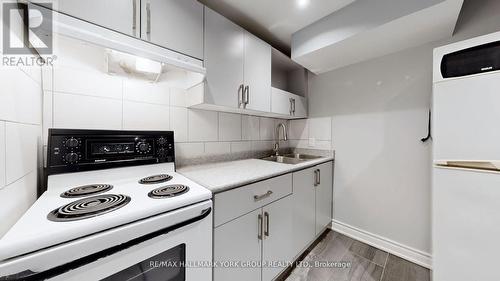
{"left": 46, "top": 129, "right": 175, "bottom": 177}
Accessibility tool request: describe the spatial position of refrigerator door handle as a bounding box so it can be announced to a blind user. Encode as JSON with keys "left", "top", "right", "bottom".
{"left": 435, "top": 161, "right": 500, "bottom": 172}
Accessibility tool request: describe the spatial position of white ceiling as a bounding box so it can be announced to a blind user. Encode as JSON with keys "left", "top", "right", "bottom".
{"left": 199, "top": 0, "right": 356, "bottom": 54}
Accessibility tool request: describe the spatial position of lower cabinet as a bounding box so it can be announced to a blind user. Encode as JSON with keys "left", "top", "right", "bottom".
{"left": 214, "top": 208, "right": 262, "bottom": 281}
{"left": 291, "top": 161, "right": 334, "bottom": 258}
{"left": 315, "top": 162, "right": 333, "bottom": 234}
{"left": 213, "top": 161, "right": 333, "bottom": 281}
{"left": 214, "top": 196, "right": 294, "bottom": 281}
{"left": 262, "top": 196, "right": 294, "bottom": 281}
{"left": 291, "top": 168, "right": 316, "bottom": 256}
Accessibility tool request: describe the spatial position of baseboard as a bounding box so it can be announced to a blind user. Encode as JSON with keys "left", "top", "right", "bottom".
{"left": 331, "top": 219, "right": 432, "bottom": 269}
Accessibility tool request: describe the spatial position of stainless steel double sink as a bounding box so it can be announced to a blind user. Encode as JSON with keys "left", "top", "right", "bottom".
{"left": 261, "top": 154, "right": 322, "bottom": 165}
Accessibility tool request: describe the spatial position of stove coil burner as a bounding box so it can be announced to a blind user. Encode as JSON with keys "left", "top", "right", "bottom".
{"left": 148, "top": 185, "right": 189, "bottom": 199}
{"left": 139, "top": 174, "right": 173, "bottom": 184}
{"left": 60, "top": 184, "right": 113, "bottom": 198}
{"left": 48, "top": 194, "right": 131, "bottom": 222}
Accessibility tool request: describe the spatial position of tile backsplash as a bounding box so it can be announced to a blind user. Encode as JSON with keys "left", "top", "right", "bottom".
{"left": 42, "top": 35, "right": 289, "bottom": 166}
{"left": 289, "top": 117, "right": 333, "bottom": 151}
{"left": 0, "top": 66, "right": 42, "bottom": 237}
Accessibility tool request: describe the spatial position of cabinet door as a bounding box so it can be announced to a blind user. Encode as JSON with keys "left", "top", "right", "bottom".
{"left": 271, "top": 87, "right": 293, "bottom": 116}
{"left": 42, "top": 0, "right": 138, "bottom": 37}
{"left": 214, "top": 208, "right": 262, "bottom": 281}
{"left": 291, "top": 167, "right": 316, "bottom": 257}
{"left": 262, "top": 196, "right": 294, "bottom": 281}
{"left": 141, "top": 0, "right": 203, "bottom": 59}
{"left": 204, "top": 7, "right": 245, "bottom": 109}
{"left": 315, "top": 161, "right": 333, "bottom": 234}
{"left": 244, "top": 33, "right": 271, "bottom": 112}
{"left": 293, "top": 95, "right": 308, "bottom": 118}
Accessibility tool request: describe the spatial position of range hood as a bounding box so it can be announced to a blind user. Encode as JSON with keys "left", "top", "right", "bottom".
{"left": 37, "top": 4, "right": 206, "bottom": 77}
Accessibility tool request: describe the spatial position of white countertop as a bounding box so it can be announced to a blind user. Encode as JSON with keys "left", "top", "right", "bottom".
{"left": 178, "top": 157, "right": 334, "bottom": 193}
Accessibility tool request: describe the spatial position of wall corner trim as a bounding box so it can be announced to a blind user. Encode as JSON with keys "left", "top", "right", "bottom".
{"left": 331, "top": 219, "right": 432, "bottom": 269}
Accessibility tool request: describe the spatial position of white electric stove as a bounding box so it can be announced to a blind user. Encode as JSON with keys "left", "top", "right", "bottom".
{"left": 0, "top": 129, "right": 212, "bottom": 281}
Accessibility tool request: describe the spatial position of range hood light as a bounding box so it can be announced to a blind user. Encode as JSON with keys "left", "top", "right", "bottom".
{"left": 135, "top": 57, "right": 162, "bottom": 74}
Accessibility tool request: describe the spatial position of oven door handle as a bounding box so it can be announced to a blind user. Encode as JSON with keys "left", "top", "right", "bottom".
{"left": 0, "top": 207, "right": 212, "bottom": 281}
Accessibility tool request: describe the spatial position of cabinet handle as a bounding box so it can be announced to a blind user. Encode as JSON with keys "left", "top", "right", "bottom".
{"left": 238, "top": 84, "right": 244, "bottom": 107}
{"left": 292, "top": 99, "right": 296, "bottom": 115}
{"left": 264, "top": 212, "right": 270, "bottom": 237}
{"left": 146, "top": 2, "right": 151, "bottom": 41}
{"left": 314, "top": 169, "right": 319, "bottom": 186}
{"left": 254, "top": 190, "right": 273, "bottom": 201}
{"left": 289, "top": 98, "right": 293, "bottom": 115}
{"left": 258, "top": 214, "right": 263, "bottom": 240}
{"left": 318, "top": 169, "right": 321, "bottom": 185}
{"left": 132, "top": 0, "right": 137, "bottom": 37}
{"left": 244, "top": 85, "right": 249, "bottom": 106}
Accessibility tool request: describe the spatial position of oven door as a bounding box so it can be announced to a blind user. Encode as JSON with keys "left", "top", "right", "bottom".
{"left": 0, "top": 200, "right": 213, "bottom": 281}
{"left": 53, "top": 203, "right": 213, "bottom": 281}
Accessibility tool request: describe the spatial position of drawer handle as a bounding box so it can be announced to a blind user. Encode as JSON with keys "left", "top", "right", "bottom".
{"left": 254, "top": 190, "right": 273, "bottom": 201}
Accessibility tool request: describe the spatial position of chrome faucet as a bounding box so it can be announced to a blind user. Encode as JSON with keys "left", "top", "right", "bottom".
{"left": 274, "top": 123, "right": 288, "bottom": 156}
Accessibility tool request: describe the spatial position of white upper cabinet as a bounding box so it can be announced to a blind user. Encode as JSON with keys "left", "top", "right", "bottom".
{"left": 270, "top": 48, "right": 308, "bottom": 119}
{"left": 141, "top": 0, "right": 204, "bottom": 59}
{"left": 193, "top": 7, "right": 272, "bottom": 113}
{"left": 37, "top": 0, "right": 204, "bottom": 59}
{"left": 41, "top": 0, "right": 138, "bottom": 36}
{"left": 243, "top": 33, "right": 272, "bottom": 112}
{"left": 203, "top": 7, "right": 245, "bottom": 109}
{"left": 271, "top": 87, "right": 307, "bottom": 119}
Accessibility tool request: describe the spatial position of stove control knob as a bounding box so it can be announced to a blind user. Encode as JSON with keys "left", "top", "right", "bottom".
{"left": 64, "top": 153, "right": 79, "bottom": 164}
{"left": 158, "top": 148, "right": 166, "bottom": 157}
{"left": 65, "top": 138, "right": 79, "bottom": 148}
{"left": 158, "top": 137, "right": 167, "bottom": 146}
{"left": 137, "top": 142, "right": 150, "bottom": 153}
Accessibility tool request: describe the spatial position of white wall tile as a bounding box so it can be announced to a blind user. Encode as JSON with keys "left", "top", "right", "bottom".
{"left": 231, "top": 141, "right": 252, "bottom": 153}
{"left": 205, "top": 142, "right": 231, "bottom": 156}
{"left": 252, "top": 140, "right": 274, "bottom": 152}
{"left": 5, "top": 123, "right": 38, "bottom": 185}
{"left": 0, "top": 122, "right": 5, "bottom": 189}
{"left": 175, "top": 143, "right": 204, "bottom": 159}
{"left": 53, "top": 93, "right": 122, "bottom": 130}
{"left": 123, "top": 79, "right": 170, "bottom": 105}
{"left": 259, "top": 117, "right": 275, "bottom": 140}
{"left": 0, "top": 68, "right": 42, "bottom": 125}
{"left": 289, "top": 139, "right": 332, "bottom": 150}
{"left": 170, "top": 107, "right": 188, "bottom": 142}
{"left": 18, "top": 65, "right": 42, "bottom": 85}
{"left": 242, "top": 115, "right": 260, "bottom": 141}
{"left": 188, "top": 110, "right": 218, "bottom": 142}
{"left": 0, "top": 172, "right": 37, "bottom": 237}
{"left": 219, "top": 113, "right": 241, "bottom": 142}
{"left": 170, "top": 88, "right": 188, "bottom": 107}
{"left": 51, "top": 66, "right": 122, "bottom": 99}
{"left": 289, "top": 119, "right": 309, "bottom": 140}
{"left": 123, "top": 101, "right": 170, "bottom": 131}
{"left": 309, "top": 117, "right": 332, "bottom": 141}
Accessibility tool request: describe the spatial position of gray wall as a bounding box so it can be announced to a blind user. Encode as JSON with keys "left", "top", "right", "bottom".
{"left": 308, "top": 0, "right": 500, "bottom": 257}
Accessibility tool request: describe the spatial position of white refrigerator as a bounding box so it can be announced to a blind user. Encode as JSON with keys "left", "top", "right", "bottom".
{"left": 433, "top": 31, "right": 500, "bottom": 281}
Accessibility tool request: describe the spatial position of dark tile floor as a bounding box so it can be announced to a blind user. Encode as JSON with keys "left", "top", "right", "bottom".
{"left": 284, "top": 231, "right": 430, "bottom": 281}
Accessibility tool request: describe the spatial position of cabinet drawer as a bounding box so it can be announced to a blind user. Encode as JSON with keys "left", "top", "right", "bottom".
{"left": 214, "top": 174, "right": 292, "bottom": 227}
